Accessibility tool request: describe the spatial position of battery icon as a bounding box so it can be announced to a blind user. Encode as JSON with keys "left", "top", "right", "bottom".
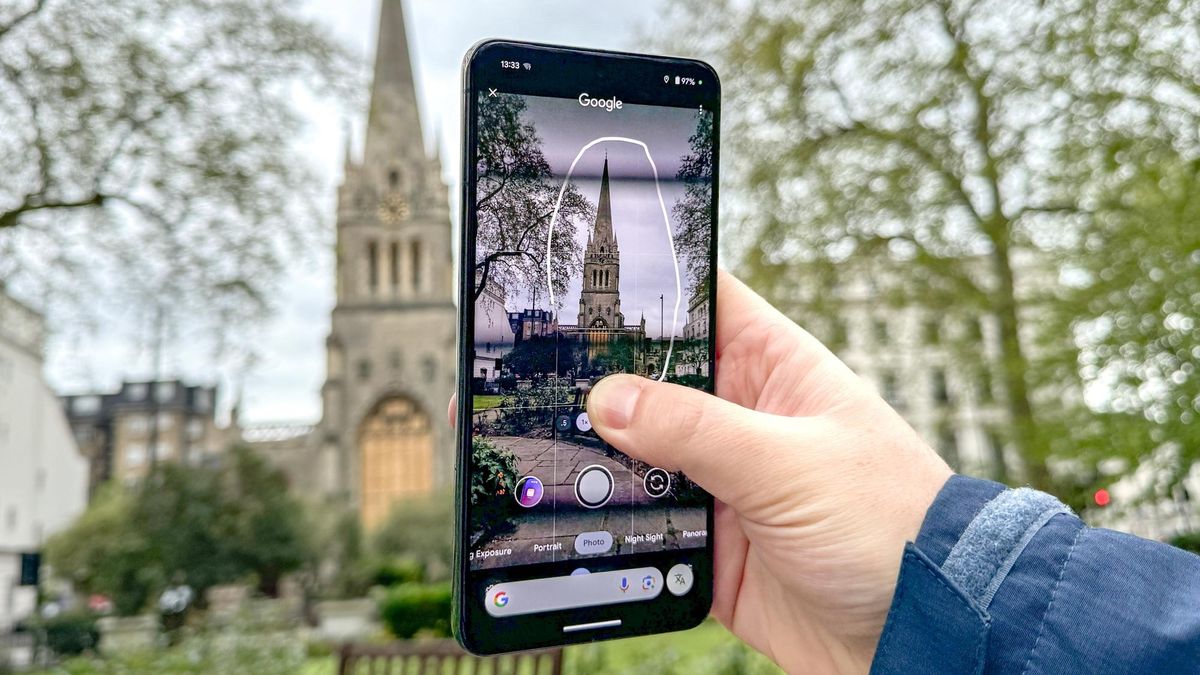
{"left": 674, "top": 75, "right": 680, "bottom": 85}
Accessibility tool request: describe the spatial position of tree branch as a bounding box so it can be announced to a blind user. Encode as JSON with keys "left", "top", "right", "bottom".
{"left": 824, "top": 76, "right": 982, "bottom": 224}
{"left": 0, "top": 193, "right": 108, "bottom": 230}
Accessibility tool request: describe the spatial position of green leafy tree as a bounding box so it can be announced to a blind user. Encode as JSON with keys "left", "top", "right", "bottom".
{"left": 658, "top": 0, "right": 1200, "bottom": 494}
{"left": 44, "top": 486, "right": 162, "bottom": 616}
{"left": 371, "top": 491, "right": 455, "bottom": 583}
{"left": 0, "top": 0, "right": 354, "bottom": 369}
{"left": 219, "top": 448, "right": 313, "bottom": 597}
{"left": 46, "top": 448, "right": 312, "bottom": 613}
{"left": 473, "top": 93, "right": 593, "bottom": 305}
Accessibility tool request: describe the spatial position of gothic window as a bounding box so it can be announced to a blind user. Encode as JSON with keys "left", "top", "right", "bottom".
{"left": 389, "top": 169, "right": 400, "bottom": 188}
{"left": 603, "top": 270, "right": 608, "bottom": 287}
{"left": 589, "top": 307, "right": 593, "bottom": 315}
{"left": 410, "top": 240, "right": 422, "bottom": 291}
{"left": 367, "top": 240, "right": 379, "bottom": 291}
{"left": 606, "top": 307, "right": 611, "bottom": 316}
{"left": 590, "top": 317, "right": 608, "bottom": 328}
{"left": 358, "top": 359, "right": 372, "bottom": 381}
{"left": 389, "top": 242, "right": 400, "bottom": 289}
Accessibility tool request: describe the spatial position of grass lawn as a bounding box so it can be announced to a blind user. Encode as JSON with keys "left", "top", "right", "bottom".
{"left": 302, "top": 621, "right": 778, "bottom": 675}
{"left": 472, "top": 395, "right": 505, "bottom": 411}
{"left": 562, "top": 618, "right": 781, "bottom": 675}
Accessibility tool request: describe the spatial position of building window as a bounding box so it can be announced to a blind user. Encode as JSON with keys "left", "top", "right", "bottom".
{"left": 156, "top": 413, "right": 174, "bottom": 431}
{"left": 976, "top": 369, "right": 994, "bottom": 403}
{"left": 154, "top": 382, "right": 176, "bottom": 403}
{"left": 967, "top": 316, "right": 985, "bottom": 342}
{"left": 931, "top": 369, "right": 951, "bottom": 406}
{"left": 829, "top": 318, "right": 848, "bottom": 349}
{"left": 73, "top": 396, "right": 101, "bottom": 415}
{"left": 880, "top": 370, "right": 903, "bottom": 409}
{"left": 194, "top": 389, "right": 210, "bottom": 411}
{"left": 126, "top": 383, "right": 148, "bottom": 400}
{"left": 389, "top": 169, "right": 399, "bottom": 188}
{"left": 872, "top": 319, "right": 889, "bottom": 344}
{"left": 367, "top": 240, "right": 379, "bottom": 291}
{"left": 126, "top": 414, "right": 149, "bottom": 435}
{"left": 390, "top": 242, "right": 400, "bottom": 289}
{"left": 923, "top": 319, "right": 941, "bottom": 345}
{"left": 410, "top": 240, "right": 422, "bottom": 291}
{"left": 937, "top": 426, "right": 959, "bottom": 470}
{"left": 985, "top": 430, "right": 1009, "bottom": 483}
{"left": 125, "top": 443, "right": 147, "bottom": 468}
{"left": 186, "top": 419, "right": 205, "bottom": 441}
{"left": 358, "top": 359, "right": 372, "bottom": 381}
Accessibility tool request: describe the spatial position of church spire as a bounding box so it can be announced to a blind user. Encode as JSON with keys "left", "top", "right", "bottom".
{"left": 591, "top": 156, "right": 616, "bottom": 247}
{"left": 364, "top": 0, "right": 424, "bottom": 166}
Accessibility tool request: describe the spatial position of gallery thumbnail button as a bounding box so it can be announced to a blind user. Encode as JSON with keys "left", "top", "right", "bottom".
{"left": 574, "top": 531, "right": 614, "bottom": 555}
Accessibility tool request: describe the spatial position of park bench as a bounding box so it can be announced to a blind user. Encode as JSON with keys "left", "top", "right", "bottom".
{"left": 337, "top": 639, "right": 563, "bottom": 675}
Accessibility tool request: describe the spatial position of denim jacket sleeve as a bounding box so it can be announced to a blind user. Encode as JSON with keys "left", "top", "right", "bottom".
{"left": 870, "top": 475, "right": 1200, "bottom": 674}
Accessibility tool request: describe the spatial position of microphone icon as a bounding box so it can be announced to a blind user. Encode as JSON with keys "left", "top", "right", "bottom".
{"left": 619, "top": 577, "right": 629, "bottom": 593}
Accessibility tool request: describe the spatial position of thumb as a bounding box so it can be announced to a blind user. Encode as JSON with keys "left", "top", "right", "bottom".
{"left": 587, "top": 374, "right": 812, "bottom": 512}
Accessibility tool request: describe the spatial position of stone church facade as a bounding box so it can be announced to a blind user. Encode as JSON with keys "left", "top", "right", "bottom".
{"left": 268, "top": 0, "right": 455, "bottom": 530}
{"left": 576, "top": 159, "right": 625, "bottom": 330}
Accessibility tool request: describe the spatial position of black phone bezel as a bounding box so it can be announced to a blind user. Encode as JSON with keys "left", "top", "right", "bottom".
{"left": 454, "top": 39, "right": 721, "bottom": 655}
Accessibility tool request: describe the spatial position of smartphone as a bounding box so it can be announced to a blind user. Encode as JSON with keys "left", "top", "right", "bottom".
{"left": 455, "top": 40, "right": 719, "bottom": 654}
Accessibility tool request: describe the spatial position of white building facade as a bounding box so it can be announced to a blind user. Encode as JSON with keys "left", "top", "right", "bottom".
{"left": 0, "top": 290, "right": 89, "bottom": 633}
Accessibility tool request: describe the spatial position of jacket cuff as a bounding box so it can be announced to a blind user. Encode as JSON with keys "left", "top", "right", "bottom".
{"left": 870, "top": 475, "right": 1072, "bottom": 674}
{"left": 870, "top": 543, "right": 990, "bottom": 675}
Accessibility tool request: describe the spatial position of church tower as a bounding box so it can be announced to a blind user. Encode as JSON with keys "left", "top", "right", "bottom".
{"left": 316, "top": 0, "right": 455, "bottom": 530}
{"left": 577, "top": 158, "right": 624, "bottom": 329}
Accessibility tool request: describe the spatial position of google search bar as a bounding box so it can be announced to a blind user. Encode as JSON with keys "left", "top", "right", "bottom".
{"left": 484, "top": 567, "right": 664, "bottom": 617}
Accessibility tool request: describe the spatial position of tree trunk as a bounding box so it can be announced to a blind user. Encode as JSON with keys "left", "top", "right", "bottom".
{"left": 989, "top": 236, "right": 1051, "bottom": 490}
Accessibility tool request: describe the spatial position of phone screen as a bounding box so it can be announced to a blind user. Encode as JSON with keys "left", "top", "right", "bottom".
{"left": 458, "top": 41, "right": 718, "bottom": 652}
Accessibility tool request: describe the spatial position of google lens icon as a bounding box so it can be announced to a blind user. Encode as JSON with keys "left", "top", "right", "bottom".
{"left": 492, "top": 591, "right": 509, "bottom": 608}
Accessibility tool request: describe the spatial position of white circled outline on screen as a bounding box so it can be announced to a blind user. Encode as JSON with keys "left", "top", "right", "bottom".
{"left": 545, "top": 137, "right": 682, "bottom": 381}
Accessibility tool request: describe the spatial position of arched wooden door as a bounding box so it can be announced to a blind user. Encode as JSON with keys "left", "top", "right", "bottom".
{"left": 358, "top": 397, "right": 433, "bottom": 530}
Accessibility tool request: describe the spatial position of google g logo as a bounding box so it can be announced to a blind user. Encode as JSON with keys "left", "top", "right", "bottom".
{"left": 492, "top": 591, "right": 509, "bottom": 608}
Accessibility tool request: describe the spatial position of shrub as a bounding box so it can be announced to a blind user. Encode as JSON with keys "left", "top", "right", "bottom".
{"left": 40, "top": 613, "right": 100, "bottom": 657}
{"left": 1170, "top": 532, "right": 1200, "bottom": 555}
{"left": 469, "top": 437, "right": 518, "bottom": 509}
{"left": 372, "top": 493, "right": 454, "bottom": 583}
{"left": 468, "top": 437, "right": 520, "bottom": 545}
{"left": 369, "top": 557, "right": 426, "bottom": 587}
{"left": 378, "top": 582, "right": 452, "bottom": 639}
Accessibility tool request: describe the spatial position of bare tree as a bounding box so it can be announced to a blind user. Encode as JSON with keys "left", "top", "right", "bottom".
{"left": 473, "top": 93, "right": 592, "bottom": 307}
{"left": 0, "top": 0, "right": 356, "bottom": 370}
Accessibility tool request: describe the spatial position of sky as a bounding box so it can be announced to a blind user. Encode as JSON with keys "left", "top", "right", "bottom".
{"left": 42, "top": 0, "right": 669, "bottom": 426}
{"left": 492, "top": 93, "right": 709, "bottom": 338}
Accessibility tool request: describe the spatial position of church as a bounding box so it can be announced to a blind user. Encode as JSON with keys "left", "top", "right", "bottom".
{"left": 257, "top": 0, "right": 456, "bottom": 531}
{"left": 558, "top": 157, "right": 648, "bottom": 368}
{"left": 497, "top": 156, "right": 649, "bottom": 378}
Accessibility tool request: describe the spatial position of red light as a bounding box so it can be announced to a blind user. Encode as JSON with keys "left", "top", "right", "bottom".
{"left": 1093, "top": 488, "right": 1111, "bottom": 507}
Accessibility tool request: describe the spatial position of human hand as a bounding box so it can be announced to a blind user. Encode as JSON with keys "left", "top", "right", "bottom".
{"left": 585, "top": 270, "right": 951, "bottom": 674}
